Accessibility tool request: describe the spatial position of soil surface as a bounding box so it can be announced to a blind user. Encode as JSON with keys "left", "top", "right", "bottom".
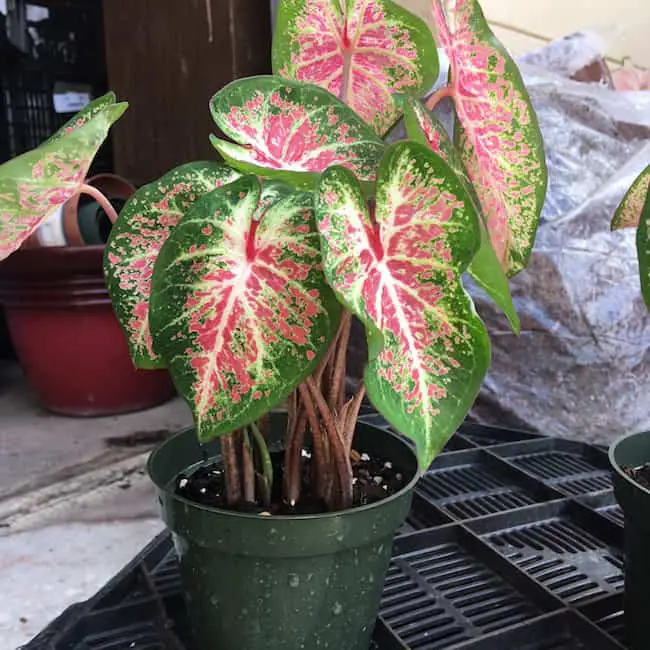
{"left": 624, "top": 463, "right": 650, "bottom": 490}
{"left": 175, "top": 448, "right": 409, "bottom": 515}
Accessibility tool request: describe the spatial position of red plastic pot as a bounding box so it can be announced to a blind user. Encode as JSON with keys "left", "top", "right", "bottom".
{"left": 0, "top": 246, "right": 174, "bottom": 416}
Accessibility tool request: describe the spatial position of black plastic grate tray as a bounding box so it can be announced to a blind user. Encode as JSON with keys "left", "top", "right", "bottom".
{"left": 24, "top": 417, "right": 628, "bottom": 650}
{"left": 490, "top": 439, "right": 613, "bottom": 496}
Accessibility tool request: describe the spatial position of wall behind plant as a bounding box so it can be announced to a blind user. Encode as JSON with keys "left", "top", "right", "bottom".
{"left": 397, "top": 0, "right": 650, "bottom": 67}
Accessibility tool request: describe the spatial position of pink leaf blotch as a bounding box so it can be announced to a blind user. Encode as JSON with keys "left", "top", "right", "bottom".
{"left": 104, "top": 161, "right": 242, "bottom": 368}
{"left": 149, "top": 175, "right": 341, "bottom": 440}
{"left": 272, "top": 0, "right": 438, "bottom": 135}
{"left": 0, "top": 95, "right": 127, "bottom": 262}
{"left": 316, "top": 141, "right": 490, "bottom": 467}
{"left": 209, "top": 75, "right": 385, "bottom": 188}
{"left": 432, "top": 0, "right": 547, "bottom": 277}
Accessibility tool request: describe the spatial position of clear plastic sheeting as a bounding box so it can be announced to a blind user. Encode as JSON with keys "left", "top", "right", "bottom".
{"left": 470, "top": 35, "right": 650, "bottom": 443}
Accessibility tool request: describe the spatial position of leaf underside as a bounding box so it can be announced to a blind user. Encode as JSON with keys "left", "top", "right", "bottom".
{"left": 46, "top": 92, "right": 119, "bottom": 145}
{"left": 149, "top": 175, "right": 341, "bottom": 441}
{"left": 636, "top": 188, "right": 650, "bottom": 309}
{"left": 272, "top": 0, "right": 438, "bottom": 136}
{"left": 402, "top": 97, "right": 519, "bottom": 333}
{"left": 0, "top": 96, "right": 127, "bottom": 262}
{"left": 612, "top": 164, "right": 650, "bottom": 231}
{"left": 432, "top": 0, "right": 547, "bottom": 277}
{"left": 209, "top": 75, "right": 385, "bottom": 189}
{"left": 316, "top": 141, "right": 490, "bottom": 468}
{"left": 104, "top": 162, "right": 242, "bottom": 369}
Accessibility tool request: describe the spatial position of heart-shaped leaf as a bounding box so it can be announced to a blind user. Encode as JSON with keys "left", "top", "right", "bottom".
{"left": 611, "top": 164, "right": 650, "bottom": 230}
{"left": 209, "top": 76, "right": 384, "bottom": 189}
{"left": 0, "top": 97, "right": 127, "bottom": 262}
{"left": 150, "top": 175, "right": 341, "bottom": 440}
{"left": 636, "top": 189, "right": 650, "bottom": 309}
{"left": 316, "top": 141, "right": 490, "bottom": 467}
{"left": 432, "top": 0, "right": 547, "bottom": 277}
{"left": 402, "top": 97, "right": 519, "bottom": 333}
{"left": 272, "top": 0, "right": 438, "bottom": 136}
{"left": 104, "top": 161, "right": 241, "bottom": 369}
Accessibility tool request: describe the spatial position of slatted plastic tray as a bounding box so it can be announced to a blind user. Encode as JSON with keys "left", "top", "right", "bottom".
{"left": 24, "top": 417, "right": 629, "bottom": 650}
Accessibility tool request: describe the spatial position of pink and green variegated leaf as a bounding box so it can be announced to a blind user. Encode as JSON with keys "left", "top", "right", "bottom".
{"left": 402, "top": 97, "right": 519, "bottom": 333}
{"left": 636, "top": 186, "right": 650, "bottom": 309}
{"left": 149, "top": 175, "right": 341, "bottom": 440}
{"left": 316, "top": 141, "right": 490, "bottom": 468}
{"left": 432, "top": 0, "right": 547, "bottom": 277}
{"left": 272, "top": 0, "right": 438, "bottom": 136}
{"left": 0, "top": 100, "right": 127, "bottom": 262}
{"left": 612, "top": 164, "right": 650, "bottom": 231}
{"left": 46, "top": 92, "right": 120, "bottom": 145}
{"left": 104, "top": 162, "right": 241, "bottom": 369}
{"left": 209, "top": 76, "right": 384, "bottom": 189}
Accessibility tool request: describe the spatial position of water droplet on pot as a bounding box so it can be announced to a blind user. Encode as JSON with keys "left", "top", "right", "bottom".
{"left": 332, "top": 602, "right": 343, "bottom": 615}
{"left": 288, "top": 574, "right": 300, "bottom": 587}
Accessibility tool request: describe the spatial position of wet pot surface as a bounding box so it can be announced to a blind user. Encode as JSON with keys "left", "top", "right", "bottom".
{"left": 148, "top": 416, "right": 419, "bottom": 650}
{"left": 610, "top": 431, "right": 650, "bottom": 650}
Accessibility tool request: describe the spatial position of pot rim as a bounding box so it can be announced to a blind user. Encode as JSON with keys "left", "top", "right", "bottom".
{"left": 609, "top": 430, "right": 650, "bottom": 496}
{"left": 147, "top": 420, "right": 422, "bottom": 523}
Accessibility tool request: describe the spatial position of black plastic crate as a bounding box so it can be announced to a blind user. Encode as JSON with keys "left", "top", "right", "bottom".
{"left": 23, "top": 418, "right": 628, "bottom": 650}
{"left": 0, "top": 0, "right": 111, "bottom": 168}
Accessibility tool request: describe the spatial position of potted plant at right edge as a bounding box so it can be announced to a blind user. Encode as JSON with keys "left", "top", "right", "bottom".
{"left": 609, "top": 163, "right": 650, "bottom": 650}
{"left": 0, "top": 1, "right": 547, "bottom": 648}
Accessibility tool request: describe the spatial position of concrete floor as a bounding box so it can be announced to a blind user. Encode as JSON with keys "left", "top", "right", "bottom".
{"left": 0, "top": 361, "right": 191, "bottom": 649}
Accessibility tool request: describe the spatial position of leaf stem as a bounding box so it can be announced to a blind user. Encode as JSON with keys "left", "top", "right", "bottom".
{"left": 329, "top": 311, "right": 352, "bottom": 413}
{"left": 284, "top": 406, "right": 307, "bottom": 506}
{"left": 241, "top": 431, "right": 256, "bottom": 503}
{"left": 298, "top": 383, "right": 333, "bottom": 505}
{"left": 250, "top": 420, "right": 273, "bottom": 500}
{"left": 305, "top": 377, "right": 353, "bottom": 510}
{"left": 425, "top": 85, "right": 453, "bottom": 112}
{"left": 342, "top": 382, "right": 366, "bottom": 452}
{"left": 221, "top": 433, "right": 242, "bottom": 505}
{"left": 78, "top": 183, "right": 119, "bottom": 223}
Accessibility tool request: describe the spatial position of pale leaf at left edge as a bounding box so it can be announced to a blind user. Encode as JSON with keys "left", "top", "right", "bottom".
{"left": 272, "top": 0, "right": 438, "bottom": 136}
{"left": 149, "top": 176, "right": 341, "bottom": 441}
{"left": 0, "top": 95, "right": 127, "bottom": 261}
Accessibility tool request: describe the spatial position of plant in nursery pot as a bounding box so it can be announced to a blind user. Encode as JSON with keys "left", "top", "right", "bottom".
{"left": 0, "top": 0, "right": 546, "bottom": 647}
{"left": 609, "top": 164, "right": 650, "bottom": 650}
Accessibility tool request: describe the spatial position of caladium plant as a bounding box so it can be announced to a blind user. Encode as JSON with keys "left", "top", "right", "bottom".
{"left": 0, "top": 0, "right": 547, "bottom": 512}
{"left": 611, "top": 165, "right": 650, "bottom": 309}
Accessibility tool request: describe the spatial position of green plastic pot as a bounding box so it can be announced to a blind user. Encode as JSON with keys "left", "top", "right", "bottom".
{"left": 148, "top": 414, "right": 419, "bottom": 650}
{"left": 609, "top": 430, "right": 650, "bottom": 650}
